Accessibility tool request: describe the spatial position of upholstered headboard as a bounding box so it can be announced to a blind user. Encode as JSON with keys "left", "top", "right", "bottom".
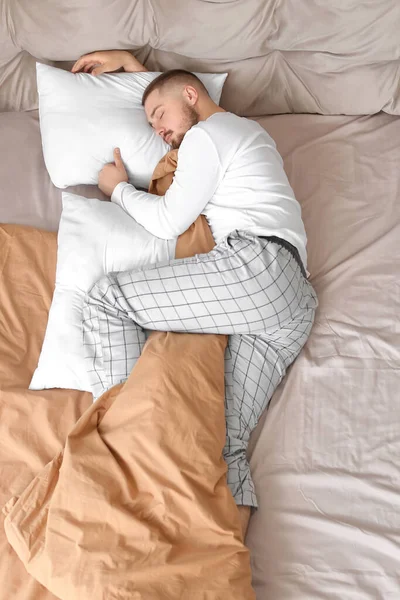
{"left": 1, "top": 0, "right": 400, "bottom": 116}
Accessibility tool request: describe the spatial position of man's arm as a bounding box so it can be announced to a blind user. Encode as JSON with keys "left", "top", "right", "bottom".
{"left": 111, "top": 128, "right": 222, "bottom": 239}
{"left": 71, "top": 50, "right": 148, "bottom": 75}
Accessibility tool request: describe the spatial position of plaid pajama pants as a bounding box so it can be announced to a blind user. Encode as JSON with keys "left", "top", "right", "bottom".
{"left": 82, "top": 230, "right": 318, "bottom": 507}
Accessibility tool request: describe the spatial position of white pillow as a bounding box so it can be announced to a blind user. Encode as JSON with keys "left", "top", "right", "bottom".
{"left": 36, "top": 63, "right": 228, "bottom": 190}
{"left": 29, "top": 192, "right": 176, "bottom": 392}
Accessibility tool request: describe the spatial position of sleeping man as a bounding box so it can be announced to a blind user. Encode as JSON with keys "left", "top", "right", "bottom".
{"left": 72, "top": 50, "right": 318, "bottom": 538}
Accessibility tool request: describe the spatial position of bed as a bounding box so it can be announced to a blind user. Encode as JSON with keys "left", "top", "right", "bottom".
{"left": 1, "top": 1, "right": 400, "bottom": 598}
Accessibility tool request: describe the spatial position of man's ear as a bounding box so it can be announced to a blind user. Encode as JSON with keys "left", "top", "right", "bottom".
{"left": 183, "top": 85, "right": 199, "bottom": 105}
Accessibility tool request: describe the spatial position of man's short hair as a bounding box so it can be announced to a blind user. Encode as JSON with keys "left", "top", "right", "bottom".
{"left": 141, "top": 70, "right": 208, "bottom": 106}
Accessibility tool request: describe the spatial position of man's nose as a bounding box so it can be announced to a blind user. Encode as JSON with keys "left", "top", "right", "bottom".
{"left": 155, "top": 125, "right": 165, "bottom": 137}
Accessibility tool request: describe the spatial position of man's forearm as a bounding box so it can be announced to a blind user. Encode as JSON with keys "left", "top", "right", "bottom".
{"left": 111, "top": 182, "right": 179, "bottom": 239}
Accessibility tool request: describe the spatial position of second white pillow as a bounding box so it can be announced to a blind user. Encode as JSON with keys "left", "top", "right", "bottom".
{"left": 29, "top": 192, "right": 176, "bottom": 393}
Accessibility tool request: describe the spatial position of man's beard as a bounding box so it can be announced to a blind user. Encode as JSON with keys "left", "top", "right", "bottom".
{"left": 170, "top": 104, "right": 199, "bottom": 149}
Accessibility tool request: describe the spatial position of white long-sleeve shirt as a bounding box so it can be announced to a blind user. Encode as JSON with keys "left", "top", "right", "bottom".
{"left": 111, "top": 111, "right": 308, "bottom": 269}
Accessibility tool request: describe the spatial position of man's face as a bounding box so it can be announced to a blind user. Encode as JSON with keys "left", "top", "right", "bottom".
{"left": 145, "top": 88, "right": 199, "bottom": 149}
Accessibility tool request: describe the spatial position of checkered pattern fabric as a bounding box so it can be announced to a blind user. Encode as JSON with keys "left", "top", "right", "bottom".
{"left": 82, "top": 231, "right": 318, "bottom": 507}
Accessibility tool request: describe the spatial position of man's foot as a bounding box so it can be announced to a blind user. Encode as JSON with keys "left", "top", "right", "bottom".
{"left": 237, "top": 505, "right": 251, "bottom": 541}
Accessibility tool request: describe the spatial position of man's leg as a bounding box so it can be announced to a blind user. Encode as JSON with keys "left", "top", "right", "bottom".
{"left": 83, "top": 231, "right": 316, "bottom": 397}
{"left": 83, "top": 232, "right": 316, "bottom": 337}
{"left": 223, "top": 299, "right": 316, "bottom": 538}
{"left": 82, "top": 232, "right": 316, "bottom": 399}
{"left": 82, "top": 231, "right": 276, "bottom": 399}
{"left": 223, "top": 335, "right": 287, "bottom": 508}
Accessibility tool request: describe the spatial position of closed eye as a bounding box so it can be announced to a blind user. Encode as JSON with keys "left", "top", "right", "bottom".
{"left": 148, "top": 110, "right": 164, "bottom": 128}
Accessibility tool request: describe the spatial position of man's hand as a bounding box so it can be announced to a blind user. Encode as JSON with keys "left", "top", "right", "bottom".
{"left": 98, "top": 148, "right": 129, "bottom": 197}
{"left": 71, "top": 50, "right": 148, "bottom": 76}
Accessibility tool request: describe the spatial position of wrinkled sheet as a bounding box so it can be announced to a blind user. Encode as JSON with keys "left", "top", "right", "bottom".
{"left": 1, "top": 153, "right": 255, "bottom": 599}
{"left": 245, "top": 113, "right": 400, "bottom": 598}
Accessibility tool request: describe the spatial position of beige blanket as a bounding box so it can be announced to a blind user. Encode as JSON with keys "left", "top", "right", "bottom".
{"left": 1, "top": 153, "right": 255, "bottom": 599}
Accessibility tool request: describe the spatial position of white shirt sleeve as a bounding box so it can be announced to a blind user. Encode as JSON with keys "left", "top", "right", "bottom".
{"left": 111, "top": 127, "right": 222, "bottom": 239}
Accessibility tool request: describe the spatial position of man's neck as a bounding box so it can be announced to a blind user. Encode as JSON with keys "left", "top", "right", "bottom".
{"left": 198, "top": 103, "right": 226, "bottom": 122}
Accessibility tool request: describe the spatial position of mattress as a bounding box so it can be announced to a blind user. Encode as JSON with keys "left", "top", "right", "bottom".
{"left": 1, "top": 0, "right": 400, "bottom": 598}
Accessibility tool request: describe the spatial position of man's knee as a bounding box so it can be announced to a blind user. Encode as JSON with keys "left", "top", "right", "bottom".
{"left": 87, "top": 273, "right": 117, "bottom": 304}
